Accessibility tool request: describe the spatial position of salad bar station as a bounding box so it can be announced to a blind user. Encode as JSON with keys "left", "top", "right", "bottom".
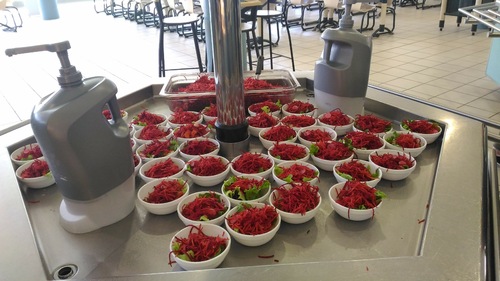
{"left": 0, "top": 70, "right": 494, "bottom": 281}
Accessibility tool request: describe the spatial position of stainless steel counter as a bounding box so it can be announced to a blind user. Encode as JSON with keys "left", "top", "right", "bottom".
{"left": 0, "top": 77, "right": 490, "bottom": 281}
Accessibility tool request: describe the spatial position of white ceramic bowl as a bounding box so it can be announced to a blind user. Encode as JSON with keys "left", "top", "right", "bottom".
{"left": 139, "top": 157, "right": 186, "bottom": 183}
{"left": 137, "top": 178, "right": 189, "bottom": 215}
{"left": 369, "top": 149, "right": 417, "bottom": 181}
{"left": 133, "top": 154, "right": 142, "bottom": 176}
{"left": 230, "top": 153, "right": 274, "bottom": 179}
{"left": 136, "top": 139, "right": 179, "bottom": 163}
{"left": 258, "top": 126, "right": 298, "bottom": 150}
{"left": 247, "top": 102, "right": 281, "bottom": 117}
{"left": 169, "top": 224, "right": 231, "bottom": 270}
{"left": 173, "top": 123, "right": 211, "bottom": 144}
{"left": 281, "top": 102, "right": 317, "bottom": 117}
{"left": 267, "top": 142, "right": 310, "bottom": 165}
{"left": 225, "top": 202, "right": 281, "bottom": 246}
{"left": 297, "top": 126, "right": 337, "bottom": 148}
{"left": 167, "top": 111, "right": 203, "bottom": 128}
{"left": 400, "top": 121, "right": 442, "bottom": 144}
{"left": 272, "top": 160, "right": 320, "bottom": 186}
{"left": 333, "top": 159, "right": 382, "bottom": 187}
{"left": 133, "top": 125, "right": 172, "bottom": 146}
{"left": 177, "top": 191, "right": 231, "bottom": 226}
{"left": 103, "top": 109, "right": 128, "bottom": 123}
{"left": 383, "top": 131, "right": 427, "bottom": 158}
{"left": 130, "top": 112, "right": 168, "bottom": 130}
{"left": 15, "top": 157, "right": 55, "bottom": 189}
{"left": 221, "top": 175, "right": 271, "bottom": 207}
{"left": 328, "top": 181, "right": 383, "bottom": 221}
{"left": 201, "top": 105, "right": 218, "bottom": 123}
{"left": 280, "top": 114, "right": 317, "bottom": 132}
{"left": 246, "top": 114, "right": 280, "bottom": 138}
{"left": 353, "top": 125, "right": 394, "bottom": 138}
{"left": 269, "top": 183, "right": 322, "bottom": 224}
{"left": 185, "top": 155, "right": 230, "bottom": 187}
{"left": 10, "top": 142, "right": 43, "bottom": 166}
{"left": 310, "top": 141, "right": 355, "bottom": 171}
{"left": 178, "top": 137, "right": 220, "bottom": 161}
{"left": 342, "top": 132, "right": 385, "bottom": 161}
{"left": 317, "top": 112, "right": 355, "bottom": 136}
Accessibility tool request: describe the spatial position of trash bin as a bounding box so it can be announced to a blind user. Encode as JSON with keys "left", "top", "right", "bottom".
{"left": 38, "top": 0, "right": 59, "bottom": 20}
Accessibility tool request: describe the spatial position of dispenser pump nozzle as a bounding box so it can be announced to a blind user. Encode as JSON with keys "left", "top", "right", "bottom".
{"left": 5, "top": 41, "right": 83, "bottom": 87}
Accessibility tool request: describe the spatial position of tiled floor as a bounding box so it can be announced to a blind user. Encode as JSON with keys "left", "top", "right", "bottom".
{"left": 0, "top": 0, "right": 499, "bottom": 134}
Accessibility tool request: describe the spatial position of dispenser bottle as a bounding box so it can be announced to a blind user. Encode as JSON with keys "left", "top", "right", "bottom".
{"left": 314, "top": 1, "right": 372, "bottom": 117}
{"left": 5, "top": 41, "right": 135, "bottom": 234}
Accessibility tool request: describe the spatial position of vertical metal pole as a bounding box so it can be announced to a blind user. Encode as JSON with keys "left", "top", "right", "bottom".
{"left": 209, "top": 0, "right": 249, "bottom": 159}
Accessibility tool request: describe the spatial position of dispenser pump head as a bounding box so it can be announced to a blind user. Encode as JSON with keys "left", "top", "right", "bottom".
{"left": 339, "top": 0, "right": 372, "bottom": 30}
{"left": 5, "top": 41, "right": 83, "bottom": 87}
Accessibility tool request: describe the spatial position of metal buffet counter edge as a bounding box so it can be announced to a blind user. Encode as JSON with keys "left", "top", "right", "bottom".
{"left": 0, "top": 71, "right": 492, "bottom": 281}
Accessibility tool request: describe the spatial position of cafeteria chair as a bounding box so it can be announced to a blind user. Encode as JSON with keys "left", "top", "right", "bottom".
{"left": 155, "top": 0, "right": 204, "bottom": 77}
{"left": 241, "top": 5, "right": 261, "bottom": 70}
{"left": 348, "top": 2, "right": 376, "bottom": 32}
{"left": 315, "top": 0, "right": 342, "bottom": 31}
{"left": 285, "top": 0, "right": 319, "bottom": 31}
{"left": 0, "top": 0, "right": 22, "bottom": 32}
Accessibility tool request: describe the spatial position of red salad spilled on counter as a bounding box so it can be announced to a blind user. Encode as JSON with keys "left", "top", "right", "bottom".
{"left": 21, "top": 159, "right": 50, "bottom": 178}
{"left": 139, "top": 139, "right": 178, "bottom": 159}
{"left": 131, "top": 110, "right": 165, "bottom": 127}
{"left": 280, "top": 115, "right": 316, "bottom": 128}
{"left": 335, "top": 160, "right": 377, "bottom": 181}
{"left": 284, "top": 100, "right": 315, "bottom": 114}
{"left": 354, "top": 114, "right": 392, "bottom": 134}
{"left": 247, "top": 112, "right": 278, "bottom": 128}
{"left": 371, "top": 152, "right": 415, "bottom": 170}
{"left": 232, "top": 152, "right": 273, "bottom": 174}
{"left": 261, "top": 125, "right": 296, "bottom": 142}
{"left": 248, "top": 100, "right": 281, "bottom": 114}
{"left": 174, "top": 123, "right": 209, "bottom": 139}
{"left": 144, "top": 179, "right": 187, "bottom": 204}
{"left": 226, "top": 204, "right": 279, "bottom": 235}
{"left": 272, "top": 182, "right": 320, "bottom": 215}
{"left": 169, "top": 224, "right": 228, "bottom": 265}
{"left": 342, "top": 131, "right": 383, "bottom": 150}
{"left": 318, "top": 109, "right": 352, "bottom": 126}
{"left": 16, "top": 144, "right": 43, "bottom": 161}
{"left": 310, "top": 140, "right": 353, "bottom": 161}
{"left": 402, "top": 119, "right": 441, "bottom": 134}
{"left": 300, "top": 129, "right": 333, "bottom": 143}
{"left": 181, "top": 139, "right": 218, "bottom": 156}
{"left": 138, "top": 124, "right": 171, "bottom": 140}
{"left": 274, "top": 163, "right": 318, "bottom": 183}
{"left": 181, "top": 192, "right": 227, "bottom": 221}
{"left": 187, "top": 156, "right": 227, "bottom": 176}
{"left": 269, "top": 143, "right": 307, "bottom": 161}
{"left": 144, "top": 158, "right": 182, "bottom": 178}
{"left": 335, "top": 181, "right": 386, "bottom": 210}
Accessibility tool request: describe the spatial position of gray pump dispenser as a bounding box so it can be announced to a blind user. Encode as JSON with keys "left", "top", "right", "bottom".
{"left": 314, "top": 0, "right": 372, "bottom": 117}
{"left": 6, "top": 41, "right": 135, "bottom": 234}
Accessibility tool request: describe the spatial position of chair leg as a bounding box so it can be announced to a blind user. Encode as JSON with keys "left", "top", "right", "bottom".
{"left": 245, "top": 31, "right": 253, "bottom": 71}
{"left": 285, "top": 21, "right": 295, "bottom": 71}
{"left": 191, "top": 22, "right": 204, "bottom": 73}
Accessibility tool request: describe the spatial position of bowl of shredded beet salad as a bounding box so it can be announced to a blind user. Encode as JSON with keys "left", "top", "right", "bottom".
{"left": 267, "top": 142, "right": 310, "bottom": 165}
{"left": 246, "top": 113, "right": 280, "bottom": 137}
{"left": 173, "top": 123, "right": 210, "bottom": 144}
{"left": 133, "top": 154, "right": 142, "bottom": 176}
{"left": 177, "top": 191, "right": 230, "bottom": 226}
{"left": 281, "top": 100, "right": 317, "bottom": 117}
{"left": 169, "top": 224, "right": 231, "bottom": 271}
{"left": 133, "top": 124, "right": 172, "bottom": 145}
{"left": 138, "top": 157, "right": 186, "bottom": 183}
{"left": 369, "top": 149, "right": 417, "bottom": 181}
{"left": 297, "top": 126, "right": 337, "bottom": 148}
{"left": 353, "top": 114, "right": 394, "bottom": 137}
{"left": 258, "top": 125, "right": 297, "bottom": 150}
{"left": 333, "top": 159, "right": 381, "bottom": 188}
{"left": 310, "top": 140, "right": 354, "bottom": 171}
{"left": 269, "top": 181, "right": 322, "bottom": 224}
{"left": 178, "top": 137, "right": 220, "bottom": 161}
{"left": 201, "top": 103, "right": 217, "bottom": 123}
{"left": 400, "top": 119, "right": 442, "bottom": 144}
{"left": 317, "top": 109, "right": 354, "bottom": 136}
{"left": 136, "top": 138, "right": 179, "bottom": 163}
{"left": 11, "top": 142, "right": 44, "bottom": 166}
{"left": 247, "top": 99, "right": 282, "bottom": 117}
{"left": 137, "top": 178, "right": 189, "bottom": 215}
{"left": 185, "top": 155, "right": 230, "bottom": 187}
{"left": 273, "top": 161, "right": 320, "bottom": 186}
{"left": 221, "top": 175, "right": 271, "bottom": 206}
{"left": 15, "top": 157, "right": 55, "bottom": 189}
{"left": 280, "top": 114, "right": 317, "bottom": 132}
{"left": 167, "top": 108, "right": 203, "bottom": 128}
{"left": 383, "top": 130, "right": 427, "bottom": 158}
{"left": 340, "top": 131, "right": 385, "bottom": 161}
{"left": 329, "top": 181, "right": 387, "bottom": 221}
{"left": 230, "top": 152, "right": 274, "bottom": 179}
{"left": 225, "top": 202, "right": 281, "bottom": 247}
{"left": 130, "top": 110, "right": 167, "bottom": 130}
{"left": 102, "top": 109, "right": 128, "bottom": 123}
